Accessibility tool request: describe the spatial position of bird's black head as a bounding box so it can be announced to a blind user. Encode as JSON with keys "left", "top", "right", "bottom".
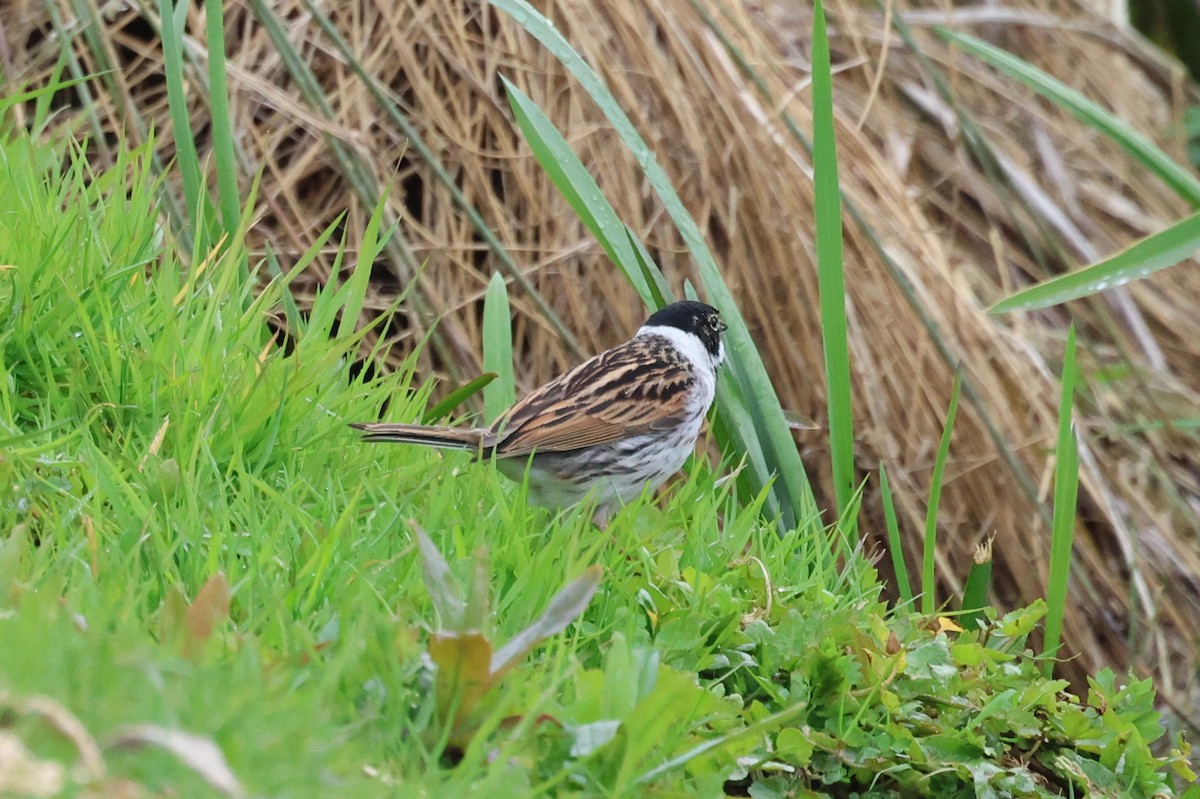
{"left": 644, "top": 301, "right": 727, "bottom": 360}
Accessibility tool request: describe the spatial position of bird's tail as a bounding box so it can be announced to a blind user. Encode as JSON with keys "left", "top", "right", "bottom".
{"left": 350, "top": 422, "right": 488, "bottom": 451}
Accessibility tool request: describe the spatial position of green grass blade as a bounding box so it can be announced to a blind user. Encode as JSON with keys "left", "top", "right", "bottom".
{"left": 811, "top": 0, "right": 855, "bottom": 524}
{"left": 54, "top": 0, "right": 189, "bottom": 244}
{"left": 483, "top": 273, "right": 516, "bottom": 422}
{"left": 991, "top": 208, "right": 1200, "bottom": 312}
{"left": 159, "top": 0, "right": 204, "bottom": 245}
{"left": 203, "top": 0, "right": 241, "bottom": 246}
{"left": 960, "top": 537, "right": 994, "bottom": 631}
{"left": 938, "top": 28, "right": 1200, "bottom": 207}
{"left": 421, "top": 374, "right": 498, "bottom": 425}
{"left": 879, "top": 464, "right": 913, "bottom": 605}
{"left": 0, "top": 75, "right": 94, "bottom": 128}
{"left": 1042, "top": 325, "right": 1080, "bottom": 677}
{"left": 335, "top": 196, "right": 392, "bottom": 341}
{"left": 634, "top": 701, "right": 810, "bottom": 786}
{"left": 923, "top": 374, "right": 961, "bottom": 616}
{"left": 35, "top": 6, "right": 106, "bottom": 144}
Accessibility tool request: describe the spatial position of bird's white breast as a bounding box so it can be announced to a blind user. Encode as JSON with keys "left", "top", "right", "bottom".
{"left": 635, "top": 324, "right": 720, "bottom": 417}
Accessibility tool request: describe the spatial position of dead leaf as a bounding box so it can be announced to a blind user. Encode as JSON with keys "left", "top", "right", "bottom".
{"left": 83, "top": 514, "right": 98, "bottom": 578}
{"left": 1, "top": 692, "right": 105, "bottom": 780}
{"left": 0, "top": 730, "right": 67, "bottom": 797}
{"left": 183, "top": 573, "right": 231, "bottom": 661}
{"left": 107, "top": 725, "right": 245, "bottom": 798}
{"left": 137, "top": 416, "right": 171, "bottom": 472}
{"left": 933, "top": 617, "right": 964, "bottom": 635}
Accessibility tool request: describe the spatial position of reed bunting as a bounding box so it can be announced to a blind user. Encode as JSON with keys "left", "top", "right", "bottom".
{"left": 352, "top": 300, "right": 727, "bottom": 528}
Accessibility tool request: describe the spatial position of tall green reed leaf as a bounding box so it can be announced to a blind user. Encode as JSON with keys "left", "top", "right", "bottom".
{"left": 159, "top": 0, "right": 207, "bottom": 247}
{"left": 502, "top": 79, "right": 654, "bottom": 303}
{"left": 879, "top": 464, "right": 913, "bottom": 605}
{"left": 938, "top": 29, "right": 1200, "bottom": 207}
{"left": 203, "top": 0, "right": 242, "bottom": 253}
{"left": 693, "top": 3, "right": 1051, "bottom": 536}
{"left": 923, "top": 374, "right": 961, "bottom": 616}
{"left": 503, "top": 79, "right": 785, "bottom": 525}
{"left": 1042, "top": 325, "right": 1079, "bottom": 677}
{"left": 811, "top": 0, "right": 855, "bottom": 525}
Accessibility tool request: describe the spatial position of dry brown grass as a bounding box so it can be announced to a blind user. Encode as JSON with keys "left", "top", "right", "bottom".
{"left": 5, "top": 0, "right": 1199, "bottom": 731}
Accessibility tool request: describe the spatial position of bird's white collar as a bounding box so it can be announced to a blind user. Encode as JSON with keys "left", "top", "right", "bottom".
{"left": 636, "top": 324, "right": 725, "bottom": 372}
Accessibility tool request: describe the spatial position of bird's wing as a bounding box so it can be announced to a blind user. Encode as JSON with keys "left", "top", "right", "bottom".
{"left": 490, "top": 336, "right": 696, "bottom": 458}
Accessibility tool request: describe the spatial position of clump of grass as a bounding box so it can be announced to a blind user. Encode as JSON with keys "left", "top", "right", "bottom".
{"left": 12, "top": 0, "right": 1200, "bottom": 709}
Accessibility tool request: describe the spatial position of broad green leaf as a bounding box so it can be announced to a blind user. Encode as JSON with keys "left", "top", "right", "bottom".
{"left": 491, "top": 565, "right": 601, "bottom": 675}
{"left": 422, "top": 373, "right": 498, "bottom": 424}
{"left": 413, "top": 524, "right": 465, "bottom": 629}
{"left": 483, "top": 272, "right": 516, "bottom": 422}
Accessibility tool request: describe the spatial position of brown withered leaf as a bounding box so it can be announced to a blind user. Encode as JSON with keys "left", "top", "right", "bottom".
{"left": 107, "top": 725, "right": 245, "bottom": 798}
{"left": 182, "top": 573, "right": 231, "bottom": 661}
{"left": 0, "top": 730, "right": 67, "bottom": 797}
{"left": 1, "top": 692, "right": 105, "bottom": 781}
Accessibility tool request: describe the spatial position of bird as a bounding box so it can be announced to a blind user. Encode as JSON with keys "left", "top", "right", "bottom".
{"left": 351, "top": 300, "right": 727, "bottom": 529}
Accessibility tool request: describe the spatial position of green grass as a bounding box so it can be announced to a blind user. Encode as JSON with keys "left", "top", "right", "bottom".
{"left": 1, "top": 116, "right": 1195, "bottom": 797}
